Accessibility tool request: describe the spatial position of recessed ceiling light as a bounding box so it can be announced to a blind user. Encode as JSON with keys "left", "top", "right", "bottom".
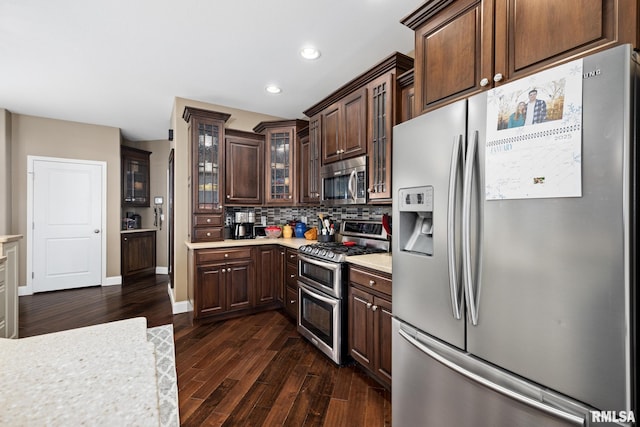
{"left": 265, "top": 85, "right": 281, "bottom": 94}
{"left": 300, "top": 47, "right": 321, "bottom": 60}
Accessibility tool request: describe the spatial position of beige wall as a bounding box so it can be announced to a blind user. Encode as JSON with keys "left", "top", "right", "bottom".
{"left": 0, "top": 109, "right": 11, "bottom": 235}
{"left": 11, "top": 114, "right": 121, "bottom": 285}
{"left": 170, "top": 97, "right": 285, "bottom": 304}
{"left": 122, "top": 139, "right": 171, "bottom": 268}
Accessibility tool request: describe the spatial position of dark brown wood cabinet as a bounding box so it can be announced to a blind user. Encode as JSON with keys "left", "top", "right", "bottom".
{"left": 403, "top": 0, "right": 639, "bottom": 115}
{"left": 321, "top": 87, "right": 368, "bottom": 164}
{"left": 192, "top": 247, "right": 254, "bottom": 319}
{"left": 121, "top": 231, "right": 156, "bottom": 282}
{"left": 304, "top": 52, "right": 413, "bottom": 205}
{"left": 253, "top": 120, "right": 308, "bottom": 206}
{"left": 183, "top": 107, "right": 231, "bottom": 242}
{"left": 348, "top": 265, "right": 392, "bottom": 388}
{"left": 283, "top": 248, "right": 298, "bottom": 320}
{"left": 121, "top": 146, "right": 151, "bottom": 207}
{"left": 224, "top": 129, "right": 264, "bottom": 206}
{"left": 398, "top": 69, "right": 415, "bottom": 123}
{"left": 255, "top": 245, "right": 282, "bottom": 309}
{"left": 298, "top": 123, "right": 320, "bottom": 204}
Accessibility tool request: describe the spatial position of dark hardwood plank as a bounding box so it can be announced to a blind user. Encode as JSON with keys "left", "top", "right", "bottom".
{"left": 18, "top": 274, "right": 392, "bottom": 426}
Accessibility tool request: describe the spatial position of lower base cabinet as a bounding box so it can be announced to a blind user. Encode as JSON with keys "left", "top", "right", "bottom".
{"left": 283, "top": 248, "right": 298, "bottom": 320}
{"left": 348, "top": 265, "right": 392, "bottom": 388}
{"left": 121, "top": 231, "right": 156, "bottom": 282}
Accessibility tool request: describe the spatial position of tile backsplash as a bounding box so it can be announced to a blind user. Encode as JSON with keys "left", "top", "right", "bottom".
{"left": 225, "top": 206, "right": 391, "bottom": 228}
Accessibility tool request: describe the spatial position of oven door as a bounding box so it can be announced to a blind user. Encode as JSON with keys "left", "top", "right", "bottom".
{"left": 297, "top": 282, "right": 344, "bottom": 364}
{"left": 298, "top": 254, "right": 343, "bottom": 298}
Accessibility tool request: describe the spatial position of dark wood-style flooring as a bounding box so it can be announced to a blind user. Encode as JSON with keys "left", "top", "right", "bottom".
{"left": 18, "top": 275, "right": 391, "bottom": 426}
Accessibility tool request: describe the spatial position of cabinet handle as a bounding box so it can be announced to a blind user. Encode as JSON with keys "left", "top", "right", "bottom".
{"left": 372, "top": 305, "right": 378, "bottom": 311}
{"left": 206, "top": 218, "right": 211, "bottom": 223}
{"left": 224, "top": 253, "right": 229, "bottom": 258}
{"left": 493, "top": 73, "right": 503, "bottom": 83}
{"left": 290, "top": 274, "right": 295, "bottom": 278}
{"left": 369, "top": 279, "right": 376, "bottom": 286}
{"left": 480, "top": 77, "right": 490, "bottom": 87}
{"left": 290, "top": 300, "right": 296, "bottom": 304}
{"left": 290, "top": 254, "right": 296, "bottom": 259}
{"left": 366, "top": 302, "right": 372, "bottom": 309}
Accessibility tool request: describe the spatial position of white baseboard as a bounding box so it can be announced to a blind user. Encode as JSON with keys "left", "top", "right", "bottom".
{"left": 167, "top": 283, "right": 191, "bottom": 314}
{"left": 156, "top": 266, "right": 168, "bottom": 275}
{"left": 103, "top": 275, "right": 122, "bottom": 286}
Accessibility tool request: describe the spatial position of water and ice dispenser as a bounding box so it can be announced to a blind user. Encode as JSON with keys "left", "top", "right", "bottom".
{"left": 398, "top": 186, "right": 434, "bottom": 256}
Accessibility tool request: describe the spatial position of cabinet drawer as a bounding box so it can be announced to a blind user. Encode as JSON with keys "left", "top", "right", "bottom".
{"left": 196, "top": 247, "right": 252, "bottom": 264}
{"left": 285, "top": 248, "right": 298, "bottom": 265}
{"left": 193, "top": 214, "right": 223, "bottom": 227}
{"left": 285, "top": 262, "right": 298, "bottom": 289}
{"left": 193, "top": 227, "right": 224, "bottom": 242}
{"left": 285, "top": 286, "right": 298, "bottom": 319}
{"left": 349, "top": 266, "right": 392, "bottom": 297}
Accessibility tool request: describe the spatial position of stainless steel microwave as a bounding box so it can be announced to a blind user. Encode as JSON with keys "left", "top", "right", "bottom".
{"left": 320, "top": 155, "right": 367, "bottom": 205}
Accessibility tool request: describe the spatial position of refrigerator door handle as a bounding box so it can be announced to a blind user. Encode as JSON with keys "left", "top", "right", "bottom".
{"left": 447, "top": 134, "right": 464, "bottom": 320}
{"left": 397, "top": 327, "right": 586, "bottom": 426}
{"left": 462, "top": 130, "right": 481, "bottom": 325}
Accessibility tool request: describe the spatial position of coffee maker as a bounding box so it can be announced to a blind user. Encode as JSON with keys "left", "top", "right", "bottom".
{"left": 233, "top": 211, "right": 255, "bottom": 239}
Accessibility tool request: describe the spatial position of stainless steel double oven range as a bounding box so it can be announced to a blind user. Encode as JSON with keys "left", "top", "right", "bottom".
{"left": 296, "top": 219, "right": 389, "bottom": 364}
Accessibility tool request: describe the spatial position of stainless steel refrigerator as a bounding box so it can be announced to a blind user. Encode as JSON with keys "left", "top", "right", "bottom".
{"left": 391, "top": 45, "right": 636, "bottom": 426}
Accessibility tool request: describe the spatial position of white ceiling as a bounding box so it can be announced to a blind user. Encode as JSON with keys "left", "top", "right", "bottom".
{"left": 0, "top": 0, "right": 423, "bottom": 141}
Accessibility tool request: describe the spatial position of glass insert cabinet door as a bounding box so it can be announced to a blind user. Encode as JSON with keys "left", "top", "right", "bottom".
{"left": 121, "top": 146, "right": 150, "bottom": 207}
{"left": 269, "top": 129, "right": 292, "bottom": 201}
{"left": 196, "top": 122, "right": 221, "bottom": 211}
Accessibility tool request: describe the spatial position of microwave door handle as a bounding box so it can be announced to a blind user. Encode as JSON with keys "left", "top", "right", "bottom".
{"left": 348, "top": 170, "right": 357, "bottom": 201}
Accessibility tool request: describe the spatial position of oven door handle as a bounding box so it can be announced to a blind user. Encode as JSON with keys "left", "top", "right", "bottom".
{"left": 299, "top": 282, "right": 339, "bottom": 306}
{"left": 298, "top": 254, "right": 343, "bottom": 271}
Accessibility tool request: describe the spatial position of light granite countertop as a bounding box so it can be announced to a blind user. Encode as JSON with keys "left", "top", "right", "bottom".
{"left": 0, "top": 318, "right": 161, "bottom": 426}
{"left": 185, "top": 238, "right": 392, "bottom": 274}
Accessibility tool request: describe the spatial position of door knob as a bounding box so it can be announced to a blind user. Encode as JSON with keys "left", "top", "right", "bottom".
{"left": 94, "top": 229, "right": 100, "bottom": 233}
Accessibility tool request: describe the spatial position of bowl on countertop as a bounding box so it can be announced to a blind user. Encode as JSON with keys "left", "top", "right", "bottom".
{"left": 265, "top": 226, "right": 282, "bottom": 239}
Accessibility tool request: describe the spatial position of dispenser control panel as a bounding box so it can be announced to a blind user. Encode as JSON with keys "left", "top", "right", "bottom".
{"left": 399, "top": 186, "right": 433, "bottom": 211}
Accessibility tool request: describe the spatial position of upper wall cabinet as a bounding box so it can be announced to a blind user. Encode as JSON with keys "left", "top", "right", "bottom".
{"left": 183, "top": 107, "right": 231, "bottom": 242}
{"left": 121, "top": 146, "right": 151, "bottom": 207}
{"left": 402, "top": 0, "right": 639, "bottom": 115}
{"left": 225, "top": 129, "right": 264, "bottom": 206}
{"left": 298, "top": 124, "right": 320, "bottom": 204}
{"left": 253, "top": 120, "right": 308, "bottom": 206}
{"left": 304, "top": 52, "right": 414, "bottom": 204}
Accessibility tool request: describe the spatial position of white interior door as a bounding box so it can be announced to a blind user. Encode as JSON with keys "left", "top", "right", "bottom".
{"left": 32, "top": 158, "right": 103, "bottom": 292}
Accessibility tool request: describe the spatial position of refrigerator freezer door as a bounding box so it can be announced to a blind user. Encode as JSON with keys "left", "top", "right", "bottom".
{"left": 392, "top": 100, "right": 467, "bottom": 349}
{"left": 465, "top": 45, "right": 632, "bottom": 411}
{"left": 392, "top": 319, "right": 590, "bottom": 427}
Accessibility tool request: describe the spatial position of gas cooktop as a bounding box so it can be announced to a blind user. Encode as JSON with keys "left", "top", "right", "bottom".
{"left": 298, "top": 219, "right": 390, "bottom": 262}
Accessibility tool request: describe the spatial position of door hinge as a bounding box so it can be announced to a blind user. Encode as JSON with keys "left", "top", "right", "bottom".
{"left": 32, "top": 272, "right": 34, "bottom": 279}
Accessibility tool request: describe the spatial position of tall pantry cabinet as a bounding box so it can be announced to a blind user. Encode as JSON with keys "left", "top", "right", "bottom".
{"left": 183, "top": 107, "right": 231, "bottom": 242}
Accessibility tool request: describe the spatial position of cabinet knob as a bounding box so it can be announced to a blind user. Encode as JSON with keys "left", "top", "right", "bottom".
{"left": 206, "top": 232, "right": 211, "bottom": 237}
{"left": 123, "top": 237, "right": 127, "bottom": 241}
{"left": 369, "top": 279, "right": 376, "bottom": 286}
{"left": 221, "top": 269, "right": 225, "bottom": 273}
{"left": 227, "top": 268, "right": 231, "bottom": 272}
{"left": 288, "top": 195, "right": 292, "bottom": 199}
{"left": 206, "top": 218, "right": 211, "bottom": 223}
{"left": 290, "top": 300, "right": 296, "bottom": 304}
{"left": 366, "top": 302, "right": 372, "bottom": 309}
{"left": 372, "top": 305, "right": 378, "bottom": 312}
{"left": 480, "top": 77, "right": 490, "bottom": 87}
{"left": 290, "top": 254, "right": 296, "bottom": 259}
{"left": 493, "top": 73, "right": 504, "bottom": 82}
{"left": 290, "top": 274, "right": 295, "bottom": 278}
{"left": 224, "top": 253, "right": 229, "bottom": 258}
{"left": 226, "top": 195, "right": 230, "bottom": 198}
